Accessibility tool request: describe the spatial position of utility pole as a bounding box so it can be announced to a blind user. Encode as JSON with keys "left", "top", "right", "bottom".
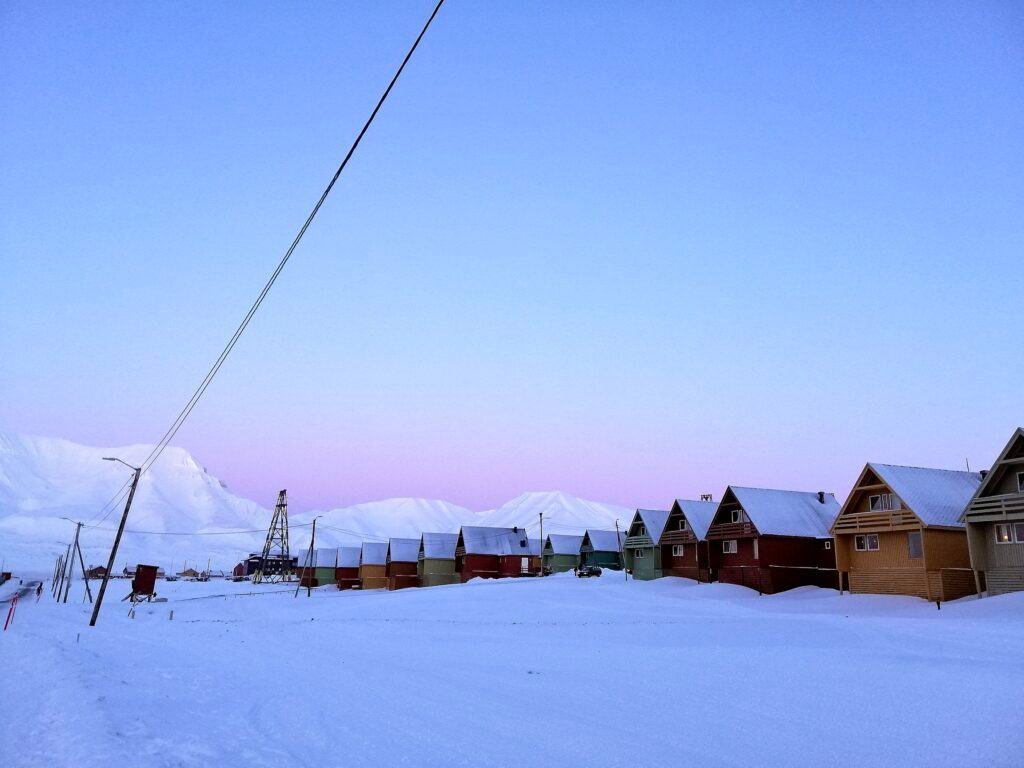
{"left": 55, "top": 542, "right": 72, "bottom": 601}
{"left": 75, "top": 534, "right": 93, "bottom": 603}
{"left": 538, "top": 512, "right": 544, "bottom": 576}
{"left": 62, "top": 521, "right": 84, "bottom": 603}
{"left": 90, "top": 458, "right": 142, "bottom": 627}
{"left": 295, "top": 516, "right": 321, "bottom": 598}
{"left": 615, "top": 519, "right": 626, "bottom": 582}
{"left": 51, "top": 554, "right": 64, "bottom": 597}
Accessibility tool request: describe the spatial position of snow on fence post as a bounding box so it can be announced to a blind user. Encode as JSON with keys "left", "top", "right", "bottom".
{"left": 3, "top": 594, "right": 18, "bottom": 631}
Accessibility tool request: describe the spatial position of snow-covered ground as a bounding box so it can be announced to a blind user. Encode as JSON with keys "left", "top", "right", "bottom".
{"left": 2, "top": 573, "right": 1021, "bottom": 768}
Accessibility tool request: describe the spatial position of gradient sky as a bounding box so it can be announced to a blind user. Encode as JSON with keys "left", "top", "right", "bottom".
{"left": 2, "top": 1, "right": 1022, "bottom": 513}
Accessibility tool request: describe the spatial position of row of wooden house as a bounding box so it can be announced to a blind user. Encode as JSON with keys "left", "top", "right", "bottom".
{"left": 616, "top": 427, "right": 1024, "bottom": 601}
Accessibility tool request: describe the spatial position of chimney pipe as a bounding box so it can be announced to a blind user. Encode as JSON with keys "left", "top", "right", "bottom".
{"left": 980, "top": 469, "right": 989, "bottom": 479}
{"left": 817, "top": 491, "right": 825, "bottom": 504}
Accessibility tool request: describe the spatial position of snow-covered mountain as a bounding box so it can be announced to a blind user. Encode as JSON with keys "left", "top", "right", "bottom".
{"left": 476, "top": 491, "right": 633, "bottom": 536}
{"left": 0, "top": 432, "right": 633, "bottom": 574}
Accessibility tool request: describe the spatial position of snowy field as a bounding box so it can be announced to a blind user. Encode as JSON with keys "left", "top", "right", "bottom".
{"left": 2, "top": 573, "right": 1022, "bottom": 768}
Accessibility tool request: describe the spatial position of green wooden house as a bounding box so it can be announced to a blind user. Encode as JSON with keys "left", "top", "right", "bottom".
{"left": 623, "top": 509, "right": 671, "bottom": 580}
{"left": 580, "top": 529, "right": 624, "bottom": 569}
{"left": 418, "top": 532, "right": 461, "bottom": 587}
{"left": 542, "top": 534, "right": 583, "bottom": 573}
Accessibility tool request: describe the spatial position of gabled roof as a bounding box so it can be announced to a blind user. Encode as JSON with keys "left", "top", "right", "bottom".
{"left": 360, "top": 542, "right": 388, "bottom": 566}
{"left": 963, "top": 427, "right": 1024, "bottom": 520}
{"left": 671, "top": 499, "right": 720, "bottom": 540}
{"left": 299, "top": 548, "right": 342, "bottom": 568}
{"left": 421, "top": 532, "right": 459, "bottom": 560}
{"left": 387, "top": 537, "right": 421, "bottom": 563}
{"left": 337, "top": 546, "right": 361, "bottom": 568}
{"left": 584, "top": 529, "right": 624, "bottom": 552}
{"left": 867, "top": 463, "right": 981, "bottom": 528}
{"left": 459, "top": 526, "right": 532, "bottom": 556}
{"left": 727, "top": 487, "right": 838, "bottom": 538}
{"left": 545, "top": 534, "right": 583, "bottom": 555}
{"left": 630, "top": 509, "right": 670, "bottom": 540}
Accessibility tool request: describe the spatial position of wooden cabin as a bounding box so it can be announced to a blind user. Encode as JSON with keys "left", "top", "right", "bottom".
{"left": 455, "top": 526, "right": 532, "bottom": 582}
{"left": 386, "top": 538, "right": 422, "bottom": 590}
{"left": 335, "top": 546, "right": 361, "bottom": 590}
{"left": 963, "top": 427, "right": 1024, "bottom": 596}
{"left": 359, "top": 542, "right": 389, "bottom": 590}
{"left": 418, "top": 532, "right": 460, "bottom": 587}
{"left": 623, "top": 509, "right": 671, "bottom": 580}
{"left": 498, "top": 537, "right": 541, "bottom": 577}
{"left": 832, "top": 464, "right": 981, "bottom": 601}
{"left": 580, "top": 529, "right": 624, "bottom": 569}
{"left": 542, "top": 534, "right": 583, "bottom": 573}
{"left": 707, "top": 487, "right": 838, "bottom": 594}
{"left": 658, "top": 498, "right": 719, "bottom": 582}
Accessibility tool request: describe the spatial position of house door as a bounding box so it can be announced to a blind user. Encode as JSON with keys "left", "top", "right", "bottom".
{"left": 520, "top": 557, "right": 529, "bottom": 574}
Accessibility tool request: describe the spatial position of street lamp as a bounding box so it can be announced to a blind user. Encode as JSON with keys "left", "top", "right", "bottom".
{"left": 89, "top": 457, "right": 142, "bottom": 627}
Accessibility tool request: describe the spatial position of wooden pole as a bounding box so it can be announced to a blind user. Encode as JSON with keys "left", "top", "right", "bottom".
{"left": 62, "top": 522, "right": 84, "bottom": 603}
{"left": 75, "top": 535, "right": 93, "bottom": 603}
{"left": 615, "top": 520, "right": 626, "bottom": 582}
{"left": 89, "top": 465, "right": 141, "bottom": 627}
{"left": 55, "top": 543, "right": 72, "bottom": 600}
{"left": 538, "top": 512, "right": 544, "bottom": 576}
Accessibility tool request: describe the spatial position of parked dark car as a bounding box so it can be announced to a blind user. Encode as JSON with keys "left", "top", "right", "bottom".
{"left": 576, "top": 564, "right": 602, "bottom": 578}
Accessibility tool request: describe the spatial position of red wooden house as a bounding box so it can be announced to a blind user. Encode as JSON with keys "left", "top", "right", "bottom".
{"left": 706, "top": 486, "right": 839, "bottom": 594}
{"left": 386, "top": 538, "right": 422, "bottom": 590}
{"left": 455, "top": 526, "right": 535, "bottom": 582}
{"left": 659, "top": 498, "right": 719, "bottom": 582}
{"left": 335, "top": 546, "right": 361, "bottom": 590}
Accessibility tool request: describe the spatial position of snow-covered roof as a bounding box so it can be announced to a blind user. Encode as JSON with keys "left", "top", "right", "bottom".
{"left": 459, "top": 526, "right": 533, "bottom": 556}
{"left": 388, "top": 537, "right": 421, "bottom": 563}
{"left": 299, "top": 548, "right": 341, "bottom": 568}
{"left": 360, "top": 542, "right": 388, "bottom": 565}
{"left": 634, "top": 509, "right": 670, "bottom": 540}
{"left": 337, "top": 546, "right": 361, "bottom": 568}
{"left": 673, "top": 499, "right": 719, "bottom": 541}
{"left": 545, "top": 534, "right": 583, "bottom": 555}
{"left": 728, "top": 487, "right": 838, "bottom": 538}
{"left": 869, "top": 464, "right": 981, "bottom": 528}
{"left": 421, "top": 532, "right": 459, "bottom": 560}
{"left": 584, "top": 529, "right": 624, "bottom": 552}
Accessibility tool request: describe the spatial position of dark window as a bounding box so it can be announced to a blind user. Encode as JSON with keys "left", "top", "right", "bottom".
{"left": 908, "top": 531, "right": 923, "bottom": 559}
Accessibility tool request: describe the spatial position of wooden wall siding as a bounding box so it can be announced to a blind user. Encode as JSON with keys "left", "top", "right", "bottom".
{"left": 386, "top": 561, "right": 420, "bottom": 590}
{"left": 456, "top": 554, "right": 500, "bottom": 582}
{"left": 850, "top": 569, "right": 928, "bottom": 598}
{"left": 359, "top": 564, "right": 388, "bottom": 590}
{"left": 706, "top": 521, "right": 757, "bottom": 541}
{"left": 990, "top": 457, "right": 1024, "bottom": 495}
{"left": 659, "top": 529, "right": 700, "bottom": 546}
{"left": 625, "top": 547, "right": 662, "bottom": 580}
{"left": 838, "top": 530, "right": 924, "bottom": 572}
{"left": 498, "top": 555, "right": 540, "bottom": 577}
{"left": 544, "top": 554, "right": 579, "bottom": 573}
{"left": 660, "top": 541, "right": 712, "bottom": 582}
{"left": 981, "top": 528, "right": 1024, "bottom": 569}
{"left": 711, "top": 536, "right": 758, "bottom": 572}
{"left": 583, "top": 550, "right": 621, "bottom": 569}
{"left": 922, "top": 529, "right": 971, "bottom": 570}
{"left": 719, "top": 565, "right": 771, "bottom": 593}
{"left": 418, "top": 558, "right": 460, "bottom": 587}
{"left": 928, "top": 569, "right": 977, "bottom": 601}
{"left": 335, "top": 566, "right": 360, "bottom": 590}
{"left": 986, "top": 569, "right": 1024, "bottom": 595}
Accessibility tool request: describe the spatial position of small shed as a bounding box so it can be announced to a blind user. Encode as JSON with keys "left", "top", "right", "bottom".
{"left": 418, "top": 532, "right": 460, "bottom": 587}
{"left": 623, "top": 509, "right": 671, "bottom": 580}
{"left": 963, "top": 427, "right": 1024, "bottom": 596}
{"left": 387, "top": 538, "right": 422, "bottom": 590}
{"left": 359, "top": 542, "right": 389, "bottom": 590}
{"left": 580, "top": 529, "right": 624, "bottom": 569}
{"left": 707, "top": 486, "right": 838, "bottom": 594}
{"left": 86, "top": 565, "right": 108, "bottom": 579}
{"left": 335, "top": 546, "right": 361, "bottom": 590}
{"left": 543, "top": 534, "right": 584, "bottom": 573}
{"left": 659, "top": 498, "right": 719, "bottom": 582}
{"left": 832, "top": 463, "right": 981, "bottom": 600}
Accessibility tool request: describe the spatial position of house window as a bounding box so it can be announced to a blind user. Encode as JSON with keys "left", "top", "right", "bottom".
{"left": 995, "top": 524, "right": 1013, "bottom": 544}
{"left": 869, "top": 493, "right": 901, "bottom": 512}
{"left": 729, "top": 510, "right": 743, "bottom": 524}
{"left": 752, "top": 538, "right": 759, "bottom": 560}
{"left": 672, "top": 545, "right": 684, "bottom": 557}
{"left": 678, "top": 519, "right": 688, "bottom": 531}
{"left": 1016, "top": 523, "right": 1024, "bottom": 543}
{"left": 854, "top": 534, "right": 879, "bottom": 552}
{"left": 1017, "top": 472, "right": 1024, "bottom": 494}
{"left": 824, "top": 541, "right": 832, "bottom": 550}
{"left": 635, "top": 548, "right": 645, "bottom": 559}
{"left": 907, "top": 531, "right": 923, "bottom": 559}
{"left": 639, "top": 525, "right": 646, "bottom": 537}
{"left": 520, "top": 558, "right": 530, "bottom": 574}
{"left": 722, "top": 540, "right": 737, "bottom": 554}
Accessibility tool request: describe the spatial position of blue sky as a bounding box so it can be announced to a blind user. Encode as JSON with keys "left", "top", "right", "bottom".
{"left": 2, "top": 1, "right": 1022, "bottom": 512}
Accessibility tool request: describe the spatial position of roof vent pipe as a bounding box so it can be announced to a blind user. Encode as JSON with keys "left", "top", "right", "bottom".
{"left": 817, "top": 491, "right": 826, "bottom": 504}
{"left": 980, "top": 469, "right": 989, "bottom": 478}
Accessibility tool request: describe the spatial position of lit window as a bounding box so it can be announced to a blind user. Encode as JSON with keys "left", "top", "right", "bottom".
{"left": 672, "top": 545, "right": 684, "bottom": 557}
{"left": 995, "top": 524, "right": 1013, "bottom": 544}
{"left": 908, "top": 531, "right": 923, "bottom": 559}
{"left": 722, "top": 540, "right": 737, "bottom": 554}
